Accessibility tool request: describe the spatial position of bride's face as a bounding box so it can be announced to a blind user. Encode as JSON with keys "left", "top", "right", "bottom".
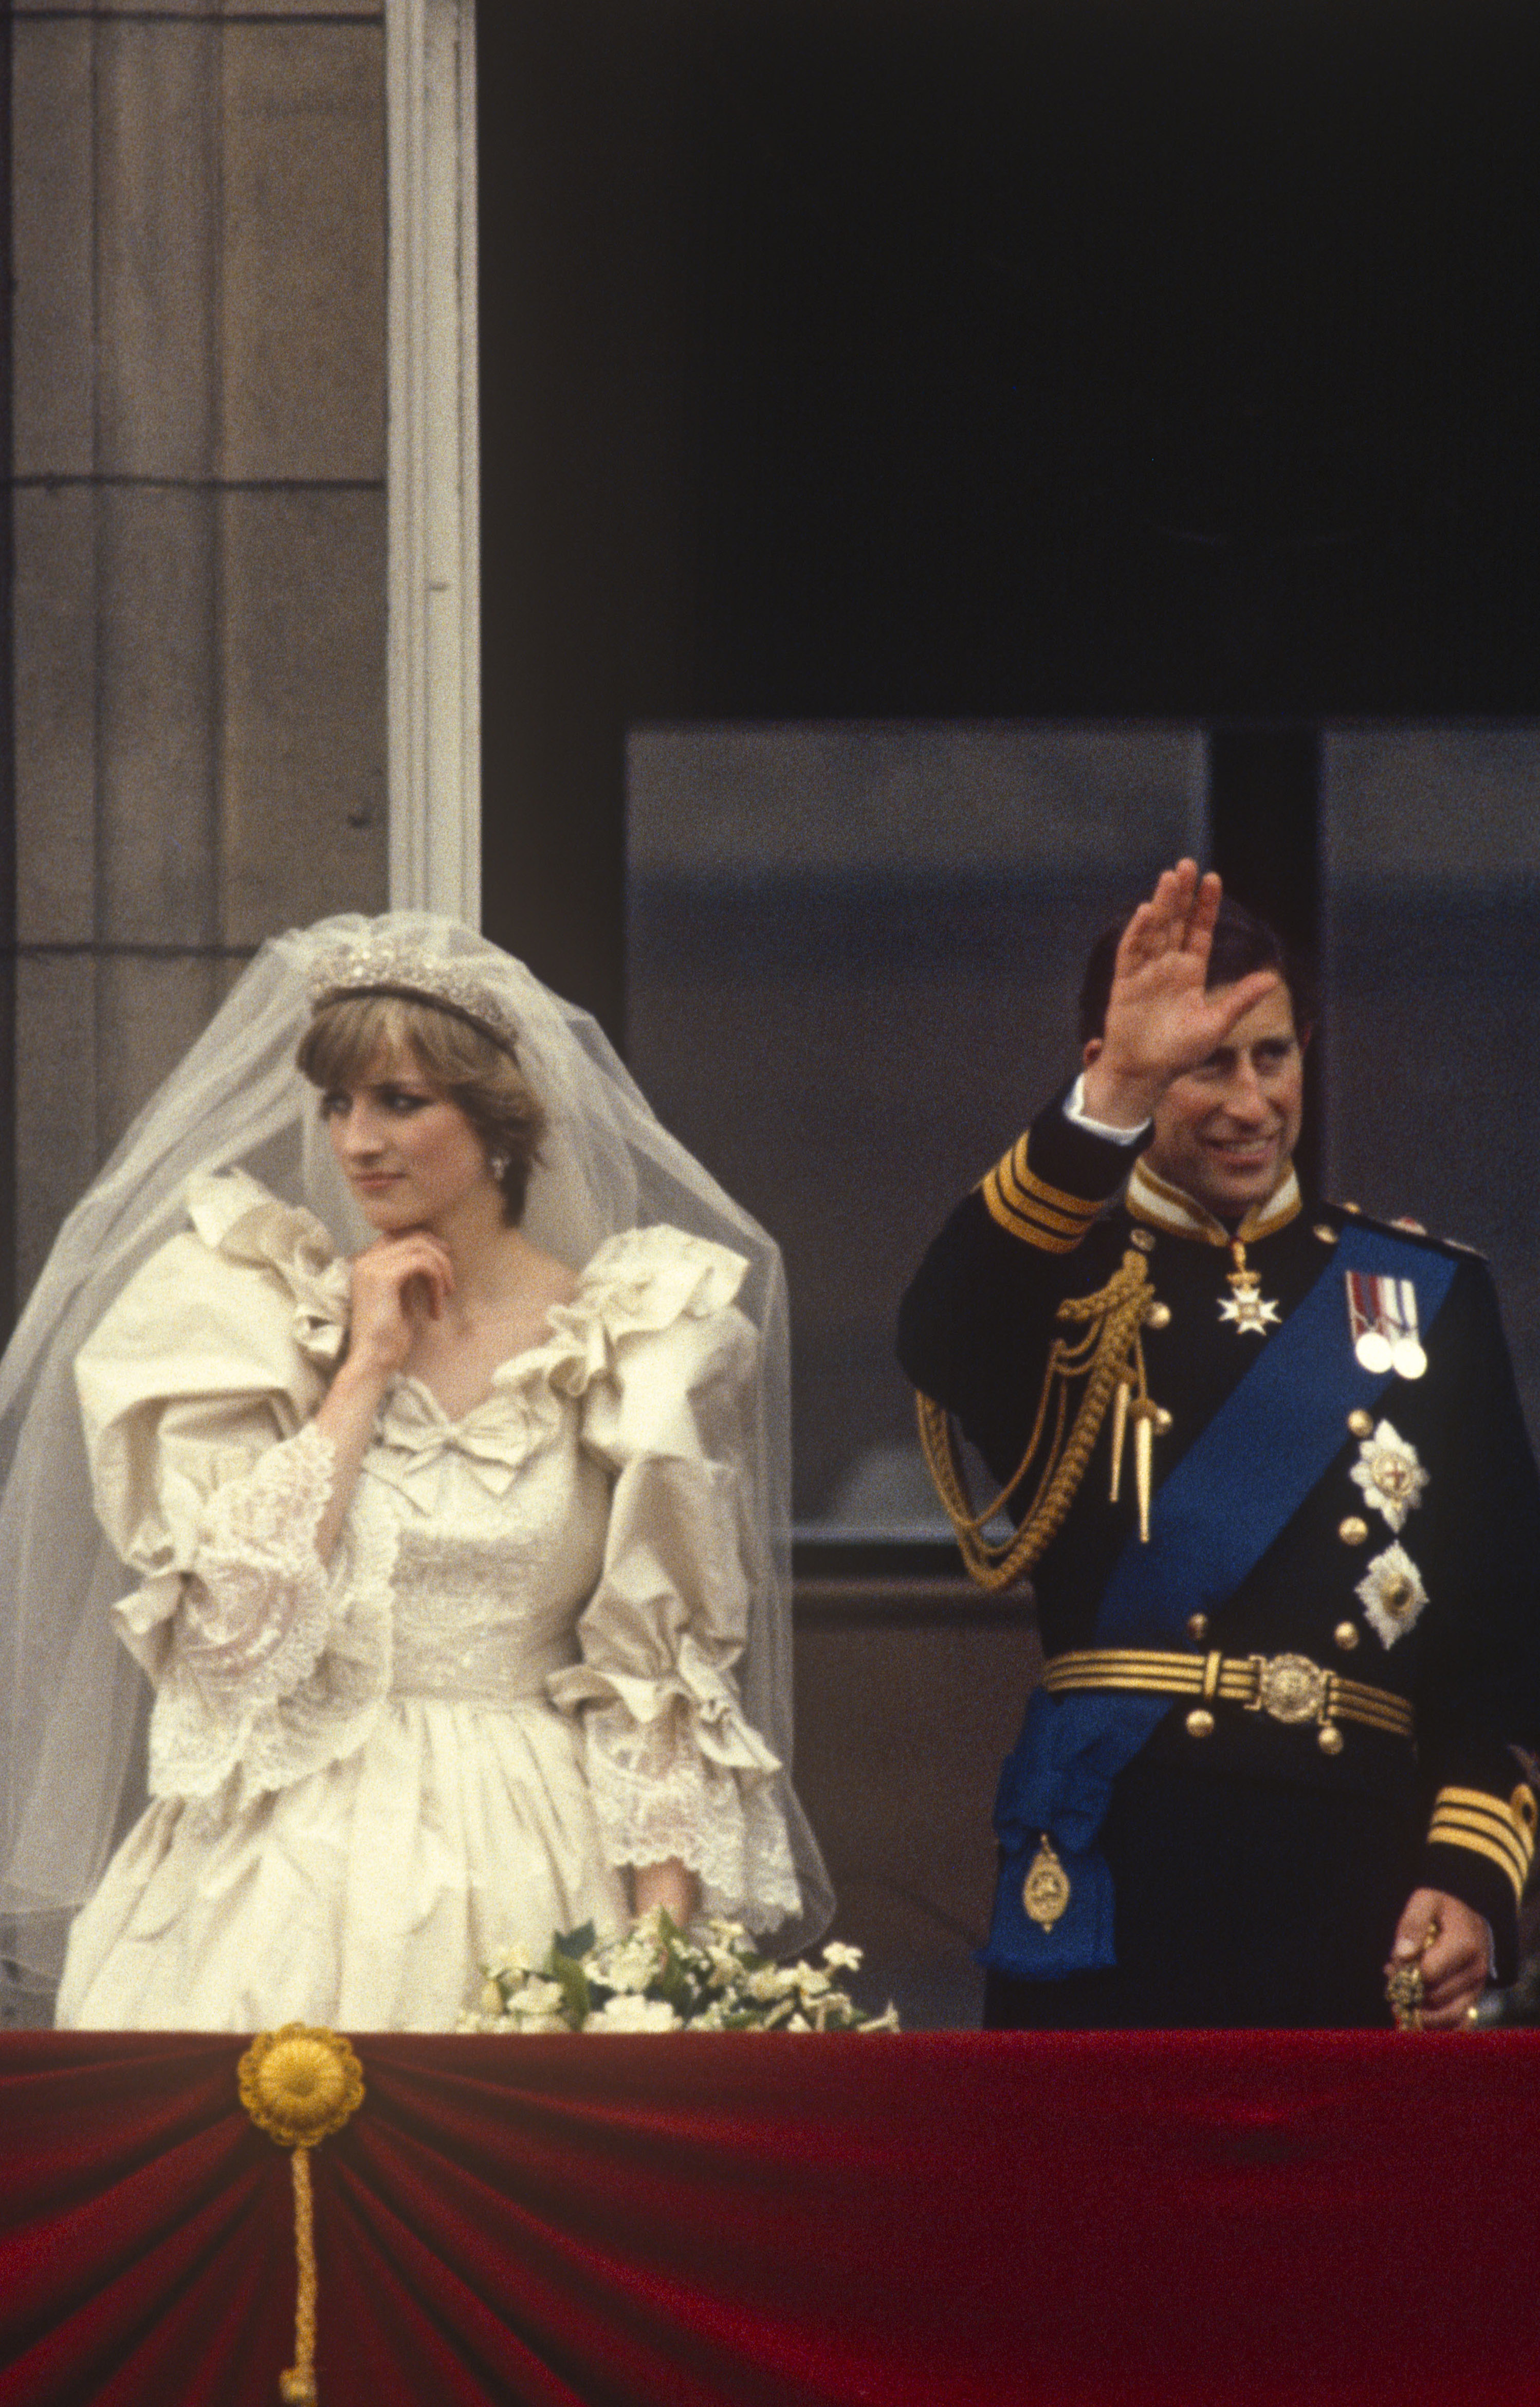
{"left": 321, "top": 1043, "right": 496, "bottom": 1233}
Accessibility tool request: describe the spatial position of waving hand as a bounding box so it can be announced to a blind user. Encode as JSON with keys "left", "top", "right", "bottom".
{"left": 1081, "top": 861, "right": 1281, "bottom": 1129}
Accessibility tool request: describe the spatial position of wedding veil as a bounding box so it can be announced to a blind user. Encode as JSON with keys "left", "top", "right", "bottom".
{"left": 0, "top": 911, "right": 831, "bottom": 2005}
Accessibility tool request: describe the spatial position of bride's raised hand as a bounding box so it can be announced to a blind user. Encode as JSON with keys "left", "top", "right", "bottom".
{"left": 344, "top": 1232, "right": 455, "bottom": 1381}
{"left": 1082, "top": 860, "right": 1281, "bottom": 1127}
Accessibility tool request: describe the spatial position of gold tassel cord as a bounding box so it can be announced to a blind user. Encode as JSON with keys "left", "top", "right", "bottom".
{"left": 283, "top": 2149, "right": 319, "bottom": 2407}
{"left": 237, "top": 2026, "right": 366, "bottom": 2406}
{"left": 917, "top": 1248, "right": 1161, "bottom": 1592}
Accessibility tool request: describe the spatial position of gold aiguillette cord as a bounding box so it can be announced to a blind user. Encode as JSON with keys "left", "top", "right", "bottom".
{"left": 918, "top": 1248, "right": 1169, "bottom": 1588}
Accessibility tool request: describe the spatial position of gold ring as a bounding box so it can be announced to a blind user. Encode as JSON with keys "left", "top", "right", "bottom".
{"left": 1465, "top": 2003, "right": 1481, "bottom": 2026}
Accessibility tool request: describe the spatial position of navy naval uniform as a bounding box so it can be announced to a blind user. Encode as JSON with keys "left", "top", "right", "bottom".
{"left": 897, "top": 1091, "right": 1540, "bottom": 2028}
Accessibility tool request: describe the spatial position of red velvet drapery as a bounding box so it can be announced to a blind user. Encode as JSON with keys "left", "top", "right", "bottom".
{"left": 4, "top": 2031, "right": 1539, "bottom": 2405}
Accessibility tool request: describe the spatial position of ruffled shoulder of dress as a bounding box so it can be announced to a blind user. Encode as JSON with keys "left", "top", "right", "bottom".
{"left": 184, "top": 1169, "right": 352, "bottom": 1367}
{"left": 537, "top": 1223, "right": 750, "bottom": 1395}
{"left": 78, "top": 1171, "right": 351, "bottom": 1433}
{"left": 76, "top": 1173, "right": 353, "bottom": 1579}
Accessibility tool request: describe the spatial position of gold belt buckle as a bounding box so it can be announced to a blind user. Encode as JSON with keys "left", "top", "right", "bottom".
{"left": 1245, "top": 1651, "right": 1331, "bottom": 1726}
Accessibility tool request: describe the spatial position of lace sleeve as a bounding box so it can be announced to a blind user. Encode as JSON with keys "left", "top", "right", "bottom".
{"left": 583, "top": 1697, "right": 801, "bottom": 1935}
{"left": 145, "top": 1421, "right": 339, "bottom": 1800}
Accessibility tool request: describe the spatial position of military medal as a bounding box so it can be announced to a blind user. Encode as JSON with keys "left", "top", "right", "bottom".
{"left": 1218, "top": 1239, "right": 1279, "bottom": 1337}
{"left": 1345, "top": 1272, "right": 1427, "bottom": 1379}
{"left": 1022, "top": 1835, "right": 1071, "bottom": 1930}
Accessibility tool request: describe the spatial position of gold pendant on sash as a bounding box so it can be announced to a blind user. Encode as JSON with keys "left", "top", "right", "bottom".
{"left": 1022, "top": 1835, "right": 1072, "bottom": 1930}
{"left": 1218, "top": 1239, "right": 1279, "bottom": 1338}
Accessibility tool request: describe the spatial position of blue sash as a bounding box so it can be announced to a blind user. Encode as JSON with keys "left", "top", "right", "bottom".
{"left": 984, "top": 1221, "right": 1458, "bottom": 1979}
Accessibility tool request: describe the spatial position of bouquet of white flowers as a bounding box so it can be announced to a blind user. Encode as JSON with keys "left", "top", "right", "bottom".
{"left": 461, "top": 1911, "right": 900, "bottom": 2034}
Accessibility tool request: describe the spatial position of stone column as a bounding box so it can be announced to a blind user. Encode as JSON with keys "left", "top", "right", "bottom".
{"left": 10, "top": 0, "right": 389, "bottom": 1297}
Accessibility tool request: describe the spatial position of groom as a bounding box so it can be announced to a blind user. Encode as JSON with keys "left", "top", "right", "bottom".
{"left": 900, "top": 862, "right": 1540, "bottom": 2027}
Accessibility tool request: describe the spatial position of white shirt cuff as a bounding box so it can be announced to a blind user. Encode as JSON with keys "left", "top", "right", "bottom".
{"left": 1063, "top": 1071, "right": 1152, "bottom": 1146}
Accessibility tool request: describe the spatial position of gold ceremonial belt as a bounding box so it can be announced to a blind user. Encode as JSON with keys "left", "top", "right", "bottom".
{"left": 1040, "top": 1647, "right": 1415, "bottom": 1744}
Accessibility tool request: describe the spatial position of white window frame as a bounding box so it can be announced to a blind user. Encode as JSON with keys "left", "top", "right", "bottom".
{"left": 386, "top": 0, "right": 481, "bottom": 922}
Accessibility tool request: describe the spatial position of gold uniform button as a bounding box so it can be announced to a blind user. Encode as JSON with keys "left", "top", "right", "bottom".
{"left": 1186, "top": 1612, "right": 1209, "bottom": 1644}
{"left": 1313, "top": 1223, "right": 1339, "bottom": 1246}
{"left": 1131, "top": 1228, "right": 1156, "bottom": 1253}
{"left": 1317, "top": 1723, "right": 1346, "bottom": 1757}
{"left": 1334, "top": 1621, "right": 1360, "bottom": 1651}
{"left": 1347, "top": 1409, "right": 1374, "bottom": 1439}
{"left": 1338, "top": 1516, "right": 1369, "bottom": 1545}
{"left": 1185, "top": 1708, "right": 1216, "bottom": 1740}
{"left": 1145, "top": 1300, "right": 1172, "bottom": 1329}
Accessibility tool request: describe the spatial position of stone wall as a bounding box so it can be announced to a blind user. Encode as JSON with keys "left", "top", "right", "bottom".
{"left": 10, "top": 0, "right": 389, "bottom": 1297}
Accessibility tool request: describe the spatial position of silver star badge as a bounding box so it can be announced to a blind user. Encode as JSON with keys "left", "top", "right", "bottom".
{"left": 1356, "top": 1542, "right": 1428, "bottom": 1648}
{"left": 1349, "top": 1420, "right": 1428, "bottom": 1534}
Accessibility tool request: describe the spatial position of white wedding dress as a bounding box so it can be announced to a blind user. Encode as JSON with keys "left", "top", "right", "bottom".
{"left": 55, "top": 1171, "right": 800, "bottom": 2032}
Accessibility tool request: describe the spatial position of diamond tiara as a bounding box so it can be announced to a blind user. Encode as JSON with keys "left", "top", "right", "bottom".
{"left": 306, "top": 939, "right": 523, "bottom": 1055}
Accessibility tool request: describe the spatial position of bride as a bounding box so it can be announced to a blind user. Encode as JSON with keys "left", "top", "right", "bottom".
{"left": 0, "top": 915, "right": 829, "bottom": 2030}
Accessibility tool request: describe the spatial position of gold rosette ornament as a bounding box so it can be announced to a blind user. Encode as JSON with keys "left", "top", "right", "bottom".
{"left": 238, "top": 2027, "right": 365, "bottom": 2405}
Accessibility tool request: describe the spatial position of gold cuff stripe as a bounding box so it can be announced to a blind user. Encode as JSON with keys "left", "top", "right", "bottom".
{"left": 995, "top": 1179, "right": 1099, "bottom": 1241}
{"left": 980, "top": 1142, "right": 1107, "bottom": 1250}
{"left": 1433, "top": 1783, "right": 1537, "bottom": 1838}
{"left": 981, "top": 1175, "right": 1084, "bottom": 1250}
{"left": 998, "top": 1141, "right": 1105, "bottom": 1223}
{"left": 1427, "top": 1786, "right": 1536, "bottom": 1894}
{"left": 1427, "top": 1802, "right": 1530, "bottom": 1864}
{"left": 1427, "top": 1810, "right": 1530, "bottom": 1895}
{"left": 1432, "top": 1785, "right": 1537, "bottom": 1869}
{"left": 1426, "top": 1820, "right": 1529, "bottom": 1904}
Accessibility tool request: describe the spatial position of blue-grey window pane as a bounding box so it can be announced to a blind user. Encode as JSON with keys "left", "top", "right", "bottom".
{"left": 627, "top": 723, "right": 1205, "bottom": 1532}
{"left": 1324, "top": 728, "right": 1540, "bottom": 1436}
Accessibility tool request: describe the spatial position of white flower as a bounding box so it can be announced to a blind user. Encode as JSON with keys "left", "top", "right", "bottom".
{"left": 497, "top": 1977, "right": 566, "bottom": 2022}
{"left": 1349, "top": 1421, "right": 1428, "bottom": 1534}
{"left": 821, "top": 1941, "right": 863, "bottom": 1973}
{"left": 473, "top": 1919, "right": 899, "bottom": 2036}
{"left": 1356, "top": 1542, "right": 1429, "bottom": 1648}
{"left": 586, "top": 1993, "right": 681, "bottom": 2032}
{"left": 747, "top": 1965, "right": 798, "bottom": 2002}
{"left": 597, "top": 1938, "right": 663, "bottom": 1995}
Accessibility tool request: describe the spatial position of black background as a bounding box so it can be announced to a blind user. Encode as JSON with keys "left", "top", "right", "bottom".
{"left": 477, "top": 0, "right": 1540, "bottom": 1035}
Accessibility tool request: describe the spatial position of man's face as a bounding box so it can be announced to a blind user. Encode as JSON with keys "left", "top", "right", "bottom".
{"left": 1143, "top": 983, "right": 1306, "bottom": 1218}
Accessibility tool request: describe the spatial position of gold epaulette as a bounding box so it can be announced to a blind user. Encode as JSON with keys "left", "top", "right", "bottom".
{"left": 917, "top": 1247, "right": 1160, "bottom": 1593}
{"left": 981, "top": 1135, "right": 1108, "bottom": 1253}
{"left": 1427, "top": 1782, "right": 1539, "bottom": 1904}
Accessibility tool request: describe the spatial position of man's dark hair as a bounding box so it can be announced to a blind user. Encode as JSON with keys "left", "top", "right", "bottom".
{"left": 1077, "top": 892, "right": 1316, "bottom": 1049}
